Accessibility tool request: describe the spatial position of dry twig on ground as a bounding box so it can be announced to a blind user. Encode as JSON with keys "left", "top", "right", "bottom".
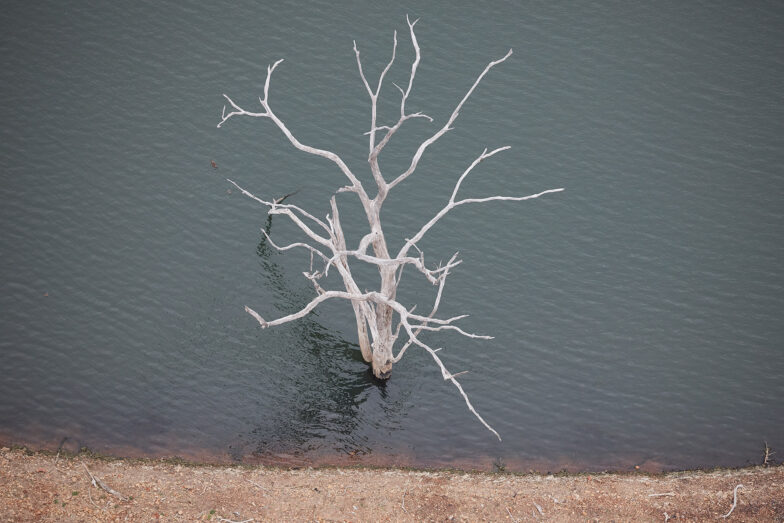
{"left": 720, "top": 484, "right": 744, "bottom": 519}
{"left": 81, "top": 463, "right": 127, "bottom": 501}
{"left": 215, "top": 517, "right": 254, "bottom": 523}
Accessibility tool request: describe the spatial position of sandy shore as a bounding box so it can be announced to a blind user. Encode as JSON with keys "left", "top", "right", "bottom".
{"left": 1, "top": 447, "right": 782, "bottom": 521}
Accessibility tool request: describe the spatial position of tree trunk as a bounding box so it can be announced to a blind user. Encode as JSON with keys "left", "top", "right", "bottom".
{"left": 352, "top": 301, "right": 373, "bottom": 363}
{"left": 366, "top": 212, "right": 397, "bottom": 379}
{"left": 369, "top": 303, "right": 394, "bottom": 379}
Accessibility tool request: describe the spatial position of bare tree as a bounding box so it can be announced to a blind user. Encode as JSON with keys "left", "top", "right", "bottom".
{"left": 218, "top": 16, "right": 563, "bottom": 439}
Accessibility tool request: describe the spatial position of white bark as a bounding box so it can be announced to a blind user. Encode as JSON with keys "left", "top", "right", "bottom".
{"left": 218, "top": 17, "right": 563, "bottom": 439}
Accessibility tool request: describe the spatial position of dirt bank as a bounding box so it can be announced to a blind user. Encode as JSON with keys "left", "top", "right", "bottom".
{"left": 1, "top": 447, "right": 782, "bottom": 521}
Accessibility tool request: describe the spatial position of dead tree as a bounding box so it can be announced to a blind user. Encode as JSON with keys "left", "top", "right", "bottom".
{"left": 218, "top": 17, "right": 563, "bottom": 439}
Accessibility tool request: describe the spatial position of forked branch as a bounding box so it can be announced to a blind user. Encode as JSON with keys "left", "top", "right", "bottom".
{"left": 399, "top": 147, "right": 564, "bottom": 258}
{"left": 219, "top": 61, "right": 369, "bottom": 204}
{"left": 388, "top": 49, "right": 514, "bottom": 190}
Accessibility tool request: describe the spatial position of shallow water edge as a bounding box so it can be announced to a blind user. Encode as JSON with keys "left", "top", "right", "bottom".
{"left": 2, "top": 431, "right": 773, "bottom": 475}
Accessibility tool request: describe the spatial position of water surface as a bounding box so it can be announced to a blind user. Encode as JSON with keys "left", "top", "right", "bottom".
{"left": 1, "top": 1, "right": 782, "bottom": 472}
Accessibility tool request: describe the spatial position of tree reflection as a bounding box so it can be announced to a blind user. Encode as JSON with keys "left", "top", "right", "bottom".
{"left": 236, "top": 215, "right": 408, "bottom": 463}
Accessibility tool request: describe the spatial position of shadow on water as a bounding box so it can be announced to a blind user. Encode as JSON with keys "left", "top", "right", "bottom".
{"left": 231, "top": 215, "right": 408, "bottom": 465}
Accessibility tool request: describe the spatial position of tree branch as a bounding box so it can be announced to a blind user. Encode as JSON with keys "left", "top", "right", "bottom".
{"left": 393, "top": 252, "right": 458, "bottom": 362}
{"left": 245, "top": 287, "right": 471, "bottom": 330}
{"left": 454, "top": 190, "right": 565, "bottom": 206}
{"left": 397, "top": 318, "right": 501, "bottom": 440}
{"left": 244, "top": 285, "right": 500, "bottom": 439}
{"left": 218, "top": 60, "right": 369, "bottom": 203}
{"left": 227, "top": 179, "right": 330, "bottom": 234}
{"left": 370, "top": 112, "right": 433, "bottom": 163}
{"left": 323, "top": 248, "right": 461, "bottom": 284}
{"left": 261, "top": 230, "right": 330, "bottom": 265}
{"left": 367, "top": 16, "right": 432, "bottom": 186}
{"left": 218, "top": 58, "right": 284, "bottom": 127}
{"left": 399, "top": 146, "right": 564, "bottom": 258}
{"left": 226, "top": 178, "right": 336, "bottom": 251}
{"left": 353, "top": 41, "right": 374, "bottom": 99}
{"left": 401, "top": 15, "right": 421, "bottom": 117}
{"left": 388, "top": 49, "right": 514, "bottom": 190}
{"left": 408, "top": 323, "right": 493, "bottom": 339}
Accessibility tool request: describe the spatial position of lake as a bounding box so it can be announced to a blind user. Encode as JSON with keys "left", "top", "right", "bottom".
{"left": 1, "top": 0, "right": 782, "bottom": 472}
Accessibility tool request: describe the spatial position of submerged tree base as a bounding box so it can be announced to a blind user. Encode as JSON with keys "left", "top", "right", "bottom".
{"left": 371, "top": 366, "right": 392, "bottom": 380}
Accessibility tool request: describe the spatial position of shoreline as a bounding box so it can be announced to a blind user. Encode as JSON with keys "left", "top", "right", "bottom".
{"left": 1, "top": 446, "right": 782, "bottom": 521}
{"left": 0, "top": 431, "right": 764, "bottom": 475}
{"left": 0, "top": 443, "right": 773, "bottom": 476}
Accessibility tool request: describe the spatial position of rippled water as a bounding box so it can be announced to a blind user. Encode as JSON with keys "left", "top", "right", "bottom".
{"left": 1, "top": 1, "right": 782, "bottom": 472}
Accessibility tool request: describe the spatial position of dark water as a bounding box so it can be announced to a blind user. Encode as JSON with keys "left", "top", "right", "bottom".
{"left": 1, "top": 1, "right": 783, "bottom": 472}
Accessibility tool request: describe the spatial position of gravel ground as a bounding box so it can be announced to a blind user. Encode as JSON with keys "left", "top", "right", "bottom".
{"left": 1, "top": 447, "right": 782, "bottom": 521}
